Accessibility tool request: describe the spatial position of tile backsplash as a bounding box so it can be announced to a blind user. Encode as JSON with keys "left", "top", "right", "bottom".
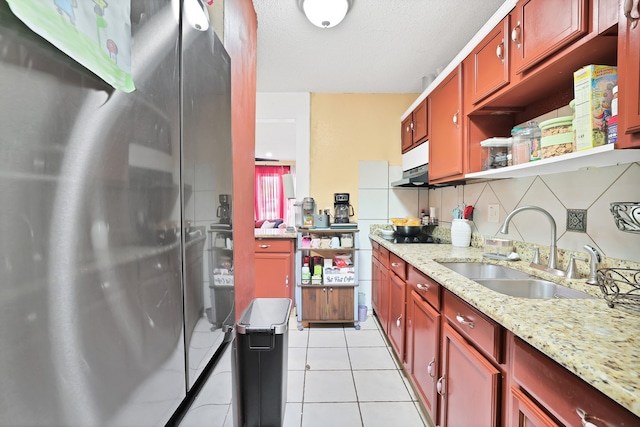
{"left": 355, "top": 159, "right": 640, "bottom": 311}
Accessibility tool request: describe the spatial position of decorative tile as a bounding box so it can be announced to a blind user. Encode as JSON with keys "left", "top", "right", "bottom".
{"left": 567, "top": 209, "right": 587, "bottom": 232}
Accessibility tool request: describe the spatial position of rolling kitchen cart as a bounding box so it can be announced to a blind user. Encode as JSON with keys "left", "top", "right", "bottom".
{"left": 294, "top": 228, "right": 360, "bottom": 330}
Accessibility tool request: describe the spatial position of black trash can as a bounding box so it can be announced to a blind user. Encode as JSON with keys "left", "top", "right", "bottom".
{"left": 234, "top": 298, "right": 292, "bottom": 427}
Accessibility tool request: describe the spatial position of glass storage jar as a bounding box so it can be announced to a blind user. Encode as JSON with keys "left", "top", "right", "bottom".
{"left": 512, "top": 120, "right": 541, "bottom": 161}
{"left": 540, "top": 116, "right": 574, "bottom": 159}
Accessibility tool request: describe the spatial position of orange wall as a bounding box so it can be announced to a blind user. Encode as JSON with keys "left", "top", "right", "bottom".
{"left": 309, "top": 93, "right": 417, "bottom": 216}
{"left": 224, "top": 0, "right": 257, "bottom": 319}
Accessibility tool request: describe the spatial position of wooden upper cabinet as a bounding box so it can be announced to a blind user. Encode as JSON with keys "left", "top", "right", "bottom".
{"left": 412, "top": 98, "right": 428, "bottom": 143}
{"left": 401, "top": 98, "right": 429, "bottom": 154}
{"left": 401, "top": 115, "right": 413, "bottom": 152}
{"left": 617, "top": 0, "right": 640, "bottom": 146}
{"left": 471, "top": 16, "right": 510, "bottom": 104}
{"left": 510, "top": 0, "right": 588, "bottom": 75}
{"left": 429, "top": 66, "right": 464, "bottom": 183}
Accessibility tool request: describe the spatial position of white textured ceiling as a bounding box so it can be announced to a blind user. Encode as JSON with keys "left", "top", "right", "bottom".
{"left": 252, "top": 0, "right": 508, "bottom": 94}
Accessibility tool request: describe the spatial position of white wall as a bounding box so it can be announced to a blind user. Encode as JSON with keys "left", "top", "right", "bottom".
{"left": 256, "top": 92, "right": 310, "bottom": 201}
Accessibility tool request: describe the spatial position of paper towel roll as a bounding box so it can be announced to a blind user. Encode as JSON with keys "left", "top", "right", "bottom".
{"left": 282, "top": 174, "right": 295, "bottom": 199}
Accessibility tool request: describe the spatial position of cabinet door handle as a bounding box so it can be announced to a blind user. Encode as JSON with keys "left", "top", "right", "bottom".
{"left": 329, "top": 287, "right": 333, "bottom": 292}
{"left": 624, "top": 0, "right": 640, "bottom": 28}
{"left": 323, "top": 288, "right": 326, "bottom": 293}
{"left": 391, "top": 262, "right": 401, "bottom": 267}
{"left": 576, "top": 408, "right": 601, "bottom": 427}
{"left": 427, "top": 357, "right": 435, "bottom": 378}
{"left": 436, "top": 375, "right": 446, "bottom": 396}
{"left": 259, "top": 244, "right": 270, "bottom": 249}
{"left": 495, "top": 41, "right": 504, "bottom": 63}
{"left": 456, "top": 312, "right": 475, "bottom": 329}
{"left": 396, "top": 314, "right": 402, "bottom": 328}
{"left": 416, "top": 283, "right": 429, "bottom": 291}
{"left": 511, "top": 21, "right": 521, "bottom": 48}
{"left": 410, "top": 122, "right": 414, "bottom": 130}
{"left": 452, "top": 110, "right": 459, "bottom": 127}
{"left": 286, "top": 275, "right": 289, "bottom": 287}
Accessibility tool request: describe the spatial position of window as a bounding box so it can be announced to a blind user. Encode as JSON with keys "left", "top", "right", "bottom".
{"left": 254, "top": 165, "right": 291, "bottom": 220}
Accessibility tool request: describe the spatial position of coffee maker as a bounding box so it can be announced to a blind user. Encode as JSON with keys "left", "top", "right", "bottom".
{"left": 217, "top": 194, "right": 232, "bottom": 225}
{"left": 301, "top": 197, "right": 316, "bottom": 227}
{"left": 333, "top": 193, "right": 354, "bottom": 224}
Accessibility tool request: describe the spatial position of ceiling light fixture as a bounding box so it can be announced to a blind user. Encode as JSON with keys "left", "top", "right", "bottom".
{"left": 298, "top": 0, "right": 352, "bottom": 29}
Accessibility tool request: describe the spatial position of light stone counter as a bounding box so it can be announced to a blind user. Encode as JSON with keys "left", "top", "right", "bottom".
{"left": 370, "top": 232, "right": 640, "bottom": 418}
{"left": 254, "top": 228, "right": 298, "bottom": 239}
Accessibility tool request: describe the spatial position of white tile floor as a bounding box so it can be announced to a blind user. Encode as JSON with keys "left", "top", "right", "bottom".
{"left": 180, "top": 313, "right": 430, "bottom": 427}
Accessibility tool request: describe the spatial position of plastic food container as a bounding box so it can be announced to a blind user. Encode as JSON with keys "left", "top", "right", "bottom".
{"left": 540, "top": 116, "right": 574, "bottom": 159}
{"left": 511, "top": 120, "right": 541, "bottom": 165}
{"left": 480, "top": 137, "right": 512, "bottom": 170}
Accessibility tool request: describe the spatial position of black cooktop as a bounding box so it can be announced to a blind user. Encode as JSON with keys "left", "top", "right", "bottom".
{"left": 393, "top": 235, "right": 440, "bottom": 244}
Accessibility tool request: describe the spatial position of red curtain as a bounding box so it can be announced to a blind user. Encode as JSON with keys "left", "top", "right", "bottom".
{"left": 254, "top": 165, "right": 291, "bottom": 220}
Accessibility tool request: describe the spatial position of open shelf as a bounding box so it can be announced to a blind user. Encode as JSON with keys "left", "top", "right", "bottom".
{"left": 465, "top": 144, "right": 640, "bottom": 180}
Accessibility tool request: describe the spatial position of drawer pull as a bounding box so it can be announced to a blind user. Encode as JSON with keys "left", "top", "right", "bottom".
{"left": 286, "top": 275, "right": 289, "bottom": 287}
{"left": 511, "top": 21, "right": 521, "bottom": 48}
{"left": 259, "top": 244, "right": 270, "bottom": 249}
{"left": 436, "top": 375, "right": 446, "bottom": 395}
{"left": 456, "top": 313, "right": 475, "bottom": 329}
{"left": 391, "top": 262, "right": 402, "bottom": 267}
{"left": 496, "top": 42, "right": 504, "bottom": 62}
{"left": 427, "top": 357, "right": 435, "bottom": 378}
{"left": 576, "top": 408, "right": 600, "bottom": 427}
{"left": 396, "top": 314, "right": 402, "bottom": 328}
{"left": 416, "top": 283, "right": 429, "bottom": 291}
{"left": 624, "top": 0, "right": 640, "bottom": 28}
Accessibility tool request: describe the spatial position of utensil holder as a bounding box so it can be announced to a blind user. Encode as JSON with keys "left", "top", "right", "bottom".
{"left": 451, "top": 219, "right": 471, "bottom": 247}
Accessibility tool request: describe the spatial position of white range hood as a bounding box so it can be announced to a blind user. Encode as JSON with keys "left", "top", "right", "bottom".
{"left": 391, "top": 142, "right": 430, "bottom": 187}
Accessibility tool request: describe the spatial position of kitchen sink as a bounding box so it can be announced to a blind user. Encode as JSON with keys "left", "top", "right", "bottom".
{"left": 438, "top": 262, "right": 594, "bottom": 299}
{"left": 439, "top": 262, "right": 532, "bottom": 279}
{"left": 473, "top": 278, "right": 593, "bottom": 299}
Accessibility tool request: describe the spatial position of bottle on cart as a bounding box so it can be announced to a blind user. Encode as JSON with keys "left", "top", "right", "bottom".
{"left": 301, "top": 262, "right": 311, "bottom": 285}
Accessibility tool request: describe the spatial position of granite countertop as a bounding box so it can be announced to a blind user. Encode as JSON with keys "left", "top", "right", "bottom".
{"left": 370, "top": 233, "right": 640, "bottom": 418}
{"left": 254, "top": 228, "right": 298, "bottom": 239}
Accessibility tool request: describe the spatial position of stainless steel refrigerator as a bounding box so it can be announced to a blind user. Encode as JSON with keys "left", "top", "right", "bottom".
{"left": 0, "top": 0, "right": 234, "bottom": 425}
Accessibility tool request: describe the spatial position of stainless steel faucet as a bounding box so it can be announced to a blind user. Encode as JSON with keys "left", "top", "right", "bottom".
{"left": 583, "top": 244, "right": 601, "bottom": 285}
{"left": 500, "top": 205, "right": 560, "bottom": 273}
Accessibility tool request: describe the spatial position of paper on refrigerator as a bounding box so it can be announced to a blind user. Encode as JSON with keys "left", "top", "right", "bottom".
{"left": 6, "top": 0, "right": 134, "bottom": 92}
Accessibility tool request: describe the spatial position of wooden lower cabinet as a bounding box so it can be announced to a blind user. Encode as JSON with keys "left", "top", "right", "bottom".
{"left": 439, "top": 322, "right": 501, "bottom": 427}
{"left": 511, "top": 386, "right": 561, "bottom": 427}
{"left": 377, "top": 262, "right": 390, "bottom": 335}
{"left": 388, "top": 272, "right": 406, "bottom": 359}
{"left": 371, "top": 250, "right": 640, "bottom": 426}
{"left": 512, "top": 335, "right": 640, "bottom": 426}
{"left": 409, "top": 289, "right": 440, "bottom": 423}
{"left": 371, "top": 252, "right": 381, "bottom": 315}
{"left": 254, "top": 238, "right": 294, "bottom": 300}
{"left": 301, "top": 286, "right": 354, "bottom": 322}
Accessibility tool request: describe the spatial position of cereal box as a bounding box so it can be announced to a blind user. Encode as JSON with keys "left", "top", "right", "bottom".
{"left": 573, "top": 65, "right": 617, "bottom": 151}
